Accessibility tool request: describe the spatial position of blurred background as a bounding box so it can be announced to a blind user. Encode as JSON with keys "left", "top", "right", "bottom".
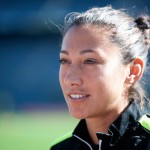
{"left": 0, "top": 0, "right": 150, "bottom": 150}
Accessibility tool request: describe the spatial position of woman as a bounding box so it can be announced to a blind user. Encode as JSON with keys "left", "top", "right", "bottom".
{"left": 51, "top": 6, "right": 150, "bottom": 150}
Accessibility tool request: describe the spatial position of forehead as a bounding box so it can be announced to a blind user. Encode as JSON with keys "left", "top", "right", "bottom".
{"left": 61, "top": 25, "right": 122, "bottom": 62}
{"left": 61, "top": 25, "right": 120, "bottom": 53}
{"left": 62, "top": 25, "right": 111, "bottom": 46}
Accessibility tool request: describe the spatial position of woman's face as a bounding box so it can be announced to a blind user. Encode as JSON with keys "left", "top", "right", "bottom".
{"left": 59, "top": 25, "right": 129, "bottom": 119}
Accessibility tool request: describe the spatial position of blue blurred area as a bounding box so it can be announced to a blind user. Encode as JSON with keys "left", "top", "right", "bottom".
{"left": 0, "top": 34, "right": 62, "bottom": 110}
{"left": 0, "top": 0, "right": 150, "bottom": 111}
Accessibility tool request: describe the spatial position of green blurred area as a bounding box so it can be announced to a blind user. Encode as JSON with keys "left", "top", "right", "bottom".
{"left": 0, "top": 110, "right": 78, "bottom": 150}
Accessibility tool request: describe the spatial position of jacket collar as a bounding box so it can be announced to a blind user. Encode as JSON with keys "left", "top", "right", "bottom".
{"left": 107, "top": 100, "right": 144, "bottom": 145}
{"left": 73, "top": 119, "right": 97, "bottom": 149}
{"left": 73, "top": 101, "right": 144, "bottom": 148}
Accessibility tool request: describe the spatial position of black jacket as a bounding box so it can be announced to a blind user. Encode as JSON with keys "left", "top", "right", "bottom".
{"left": 50, "top": 101, "right": 150, "bottom": 150}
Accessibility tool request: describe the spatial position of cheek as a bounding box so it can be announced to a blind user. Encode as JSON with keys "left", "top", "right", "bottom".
{"left": 103, "top": 67, "right": 127, "bottom": 95}
{"left": 86, "top": 65, "right": 124, "bottom": 91}
{"left": 85, "top": 69, "right": 105, "bottom": 91}
{"left": 85, "top": 66, "right": 104, "bottom": 79}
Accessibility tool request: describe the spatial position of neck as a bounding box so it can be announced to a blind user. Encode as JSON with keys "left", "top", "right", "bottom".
{"left": 86, "top": 115, "right": 114, "bottom": 144}
{"left": 86, "top": 101, "right": 129, "bottom": 145}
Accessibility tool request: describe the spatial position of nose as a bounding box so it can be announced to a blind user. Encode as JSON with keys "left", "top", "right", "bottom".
{"left": 64, "top": 65, "right": 82, "bottom": 87}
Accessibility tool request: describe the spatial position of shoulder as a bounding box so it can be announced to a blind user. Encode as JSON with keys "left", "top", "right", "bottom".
{"left": 138, "top": 114, "right": 150, "bottom": 132}
{"left": 117, "top": 114, "right": 150, "bottom": 150}
{"left": 125, "top": 114, "right": 150, "bottom": 150}
{"left": 130, "top": 114, "right": 150, "bottom": 139}
{"left": 50, "top": 131, "right": 75, "bottom": 150}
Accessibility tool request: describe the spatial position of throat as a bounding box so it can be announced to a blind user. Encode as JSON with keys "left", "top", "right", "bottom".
{"left": 86, "top": 118, "right": 109, "bottom": 144}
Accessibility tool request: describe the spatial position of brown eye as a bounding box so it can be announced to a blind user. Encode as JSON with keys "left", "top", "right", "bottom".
{"left": 84, "top": 59, "right": 97, "bottom": 64}
{"left": 59, "top": 59, "right": 70, "bottom": 64}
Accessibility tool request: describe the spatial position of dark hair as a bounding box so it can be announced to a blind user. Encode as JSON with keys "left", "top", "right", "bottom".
{"left": 62, "top": 6, "right": 150, "bottom": 108}
{"left": 135, "top": 15, "right": 150, "bottom": 49}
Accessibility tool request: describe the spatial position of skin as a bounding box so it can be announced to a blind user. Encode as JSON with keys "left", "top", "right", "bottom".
{"left": 59, "top": 25, "right": 144, "bottom": 144}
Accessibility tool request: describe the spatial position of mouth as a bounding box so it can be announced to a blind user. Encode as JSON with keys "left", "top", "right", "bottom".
{"left": 69, "top": 94, "right": 90, "bottom": 100}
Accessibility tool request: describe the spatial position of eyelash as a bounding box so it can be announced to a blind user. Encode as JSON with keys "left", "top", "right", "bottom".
{"left": 59, "top": 59, "right": 70, "bottom": 64}
{"left": 84, "top": 59, "right": 97, "bottom": 64}
{"left": 59, "top": 58, "right": 98, "bottom": 65}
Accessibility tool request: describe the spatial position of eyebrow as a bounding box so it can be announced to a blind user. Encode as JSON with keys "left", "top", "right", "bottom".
{"left": 60, "top": 50, "right": 69, "bottom": 55}
{"left": 60, "top": 49, "right": 97, "bottom": 55}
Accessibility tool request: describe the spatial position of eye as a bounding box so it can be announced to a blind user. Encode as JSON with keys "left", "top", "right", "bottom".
{"left": 84, "top": 59, "right": 97, "bottom": 64}
{"left": 59, "top": 58, "right": 70, "bottom": 64}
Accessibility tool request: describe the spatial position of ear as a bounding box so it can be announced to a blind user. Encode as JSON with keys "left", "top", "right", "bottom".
{"left": 125, "top": 57, "right": 144, "bottom": 84}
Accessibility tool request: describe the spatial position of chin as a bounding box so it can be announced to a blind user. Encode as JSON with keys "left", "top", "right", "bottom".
{"left": 69, "top": 109, "right": 88, "bottom": 119}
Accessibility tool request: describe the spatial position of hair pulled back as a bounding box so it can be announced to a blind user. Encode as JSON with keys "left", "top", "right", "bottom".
{"left": 62, "top": 6, "right": 150, "bottom": 108}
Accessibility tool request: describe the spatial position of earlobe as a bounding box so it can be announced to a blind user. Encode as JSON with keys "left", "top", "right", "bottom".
{"left": 126, "top": 75, "right": 135, "bottom": 84}
{"left": 125, "top": 57, "right": 144, "bottom": 84}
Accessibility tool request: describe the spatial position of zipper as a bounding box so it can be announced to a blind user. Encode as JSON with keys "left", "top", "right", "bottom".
{"left": 73, "top": 134, "right": 93, "bottom": 150}
{"left": 99, "top": 140, "right": 102, "bottom": 150}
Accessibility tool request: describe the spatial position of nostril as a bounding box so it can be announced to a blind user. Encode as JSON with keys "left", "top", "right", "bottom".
{"left": 64, "top": 78, "right": 82, "bottom": 86}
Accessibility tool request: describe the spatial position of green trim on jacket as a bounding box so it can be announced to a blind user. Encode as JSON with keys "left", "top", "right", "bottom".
{"left": 139, "top": 114, "right": 150, "bottom": 131}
